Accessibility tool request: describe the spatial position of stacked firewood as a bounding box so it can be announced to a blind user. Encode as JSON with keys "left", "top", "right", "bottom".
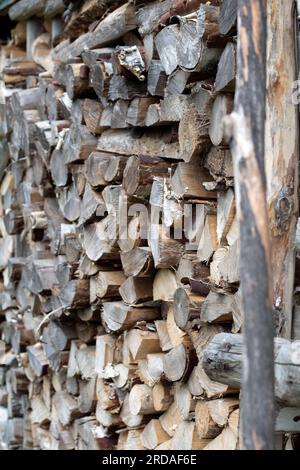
{"left": 0, "top": 0, "right": 241, "bottom": 450}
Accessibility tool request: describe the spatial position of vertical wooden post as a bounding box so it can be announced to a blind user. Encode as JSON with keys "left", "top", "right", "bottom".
{"left": 265, "top": 0, "right": 299, "bottom": 339}
{"left": 228, "top": 0, "right": 275, "bottom": 449}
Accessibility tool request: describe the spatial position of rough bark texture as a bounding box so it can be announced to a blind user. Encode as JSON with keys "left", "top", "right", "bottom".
{"left": 227, "top": 0, "right": 274, "bottom": 450}
{"left": 0, "top": 0, "right": 295, "bottom": 452}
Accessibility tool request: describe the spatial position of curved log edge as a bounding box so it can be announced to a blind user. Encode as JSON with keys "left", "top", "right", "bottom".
{"left": 202, "top": 333, "right": 300, "bottom": 407}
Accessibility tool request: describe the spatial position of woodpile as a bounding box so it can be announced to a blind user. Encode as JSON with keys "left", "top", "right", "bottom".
{"left": 0, "top": 0, "right": 242, "bottom": 450}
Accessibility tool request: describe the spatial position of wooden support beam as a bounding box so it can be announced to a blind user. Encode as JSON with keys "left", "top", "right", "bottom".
{"left": 265, "top": 0, "right": 299, "bottom": 338}
{"left": 227, "top": 0, "right": 274, "bottom": 450}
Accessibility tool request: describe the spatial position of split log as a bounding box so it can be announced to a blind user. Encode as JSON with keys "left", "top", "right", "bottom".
{"left": 63, "top": 0, "right": 114, "bottom": 40}
{"left": 59, "top": 279, "right": 90, "bottom": 310}
{"left": 201, "top": 291, "right": 233, "bottom": 324}
{"left": 195, "top": 400, "right": 222, "bottom": 439}
{"left": 111, "top": 101, "right": 129, "bottom": 129}
{"left": 126, "top": 98, "right": 158, "bottom": 127}
{"left": 155, "top": 25, "right": 179, "bottom": 75}
{"left": 79, "top": 183, "right": 105, "bottom": 225}
{"left": 215, "top": 42, "right": 236, "bottom": 92}
{"left": 89, "top": 61, "right": 112, "bottom": 100}
{"left": 171, "top": 159, "right": 216, "bottom": 199}
{"left": 95, "top": 335, "right": 116, "bottom": 374}
{"left": 53, "top": 3, "right": 137, "bottom": 62}
{"left": 137, "top": 0, "right": 221, "bottom": 37}
{"left": 148, "top": 224, "right": 184, "bottom": 269}
{"left": 3, "top": 209, "right": 24, "bottom": 235}
{"left": 85, "top": 151, "right": 111, "bottom": 188}
{"left": 119, "top": 277, "right": 153, "bottom": 305}
{"left": 108, "top": 75, "right": 147, "bottom": 101}
{"left": 219, "top": 0, "right": 237, "bottom": 36}
{"left": 27, "top": 344, "right": 48, "bottom": 377}
{"left": 165, "top": 69, "right": 190, "bottom": 95}
{"left": 163, "top": 343, "right": 197, "bottom": 382}
{"left": 154, "top": 320, "right": 173, "bottom": 353}
{"left": 147, "top": 61, "right": 167, "bottom": 97}
{"left": 63, "top": 125, "right": 97, "bottom": 164}
{"left": 82, "top": 216, "right": 118, "bottom": 262}
{"left": 153, "top": 269, "right": 178, "bottom": 302}
{"left": 95, "top": 271, "right": 126, "bottom": 300}
{"left": 197, "top": 213, "right": 217, "bottom": 262}
{"left": 173, "top": 287, "right": 205, "bottom": 329}
{"left": 207, "top": 398, "right": 239, "bottom": 427}
{"left": 52, "top": 391, "right": 82, "bottom": 426}
{"left": 123, "top": 155, "right": 170, "bottom": 198}
{"left": 171, "top": 421, "right": 211, "bottom": 450}
{"left": 151, "top": 382, "right": 173, "bottom": 413}
{"left": 82, "top": 99, "right": 107, "bottom": 134}
{"left": 141, "top": 419, "right": 170, "bottom": 449}
{"left": 121, "top": 247, "right": 154, "bottom": 278}
{"left": 129, "top": 384, "right": 156, "bottom": 415}
{"left": 159, "top": 400, "right": 185, "bottom": 437}
{"left": 203, "top": 409, "right": 239, "bottom": 450}
{"left": 178, "top": 105, "right": 210, "bottom": 162}
{"left": 101, "top": 302, "right": 159, "bottom": 333}
{"left": 209, "top": 94, "right": 234, "bottom": 146}
{"left": 98, "top": 128, "right": 181, "bottom": 161}
{"left": 176, "top": 5, "right": 222, "bottom": 71}
{"left": 204, "top": 146, "right": 233, "bottom": 186}
{"left": 177, "top": 253, "right": 210, "bottom": 284}
{"left": 210, "top": 243, "right": 239, "bottom": 287}
{"left": 125, "top": 329, "right": 161, "bottom": 361}
{"left": 217, "top": 188, "right": 235, "bottom": 244}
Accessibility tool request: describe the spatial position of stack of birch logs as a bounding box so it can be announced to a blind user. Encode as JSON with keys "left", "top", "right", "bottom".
{"left": 0, "top": 0, "right": 241, "bottom": 450}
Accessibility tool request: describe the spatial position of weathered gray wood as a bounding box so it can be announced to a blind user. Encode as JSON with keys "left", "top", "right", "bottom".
{"left": 53, "top": 3, "right": 137, "bottom": 62}
{"left": 203, "top": 333, "right": 300, "bottom": 408}
{"left": 155, "top": 25, "right": 179, "bottom": 75}
{"left": 97, "top": 128, "right": 181, "bottom": 160}
{"left": 9, "top": 0, "right": 45, "bottom": 21}
{"left": 219, "top": 0, "right": 237, "bottom": 35}
{"left": 44, "top": 0, "right": 64, "bottom": 18}
{"left": 137, "top": 0, "right": 221, "bottom": 37}
{"left": 227, "top": 0, "right": 274, "bottom": 450}
{"left": 276, "top": 408, "right": 300, "bottom": 433}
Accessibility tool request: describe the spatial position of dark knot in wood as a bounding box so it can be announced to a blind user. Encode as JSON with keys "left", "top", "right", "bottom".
{"left": 275, "top": 187, "right": 292, "bottom": 231}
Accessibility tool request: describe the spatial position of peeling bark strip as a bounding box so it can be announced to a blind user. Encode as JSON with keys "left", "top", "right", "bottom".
{"left": 228, "top": 0, "right": 274, "bottom": 450}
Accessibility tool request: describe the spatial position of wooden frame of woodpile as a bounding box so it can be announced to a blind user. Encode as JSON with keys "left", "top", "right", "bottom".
{"left": 0, "top": 0, "right": 299, "bottom": 451}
